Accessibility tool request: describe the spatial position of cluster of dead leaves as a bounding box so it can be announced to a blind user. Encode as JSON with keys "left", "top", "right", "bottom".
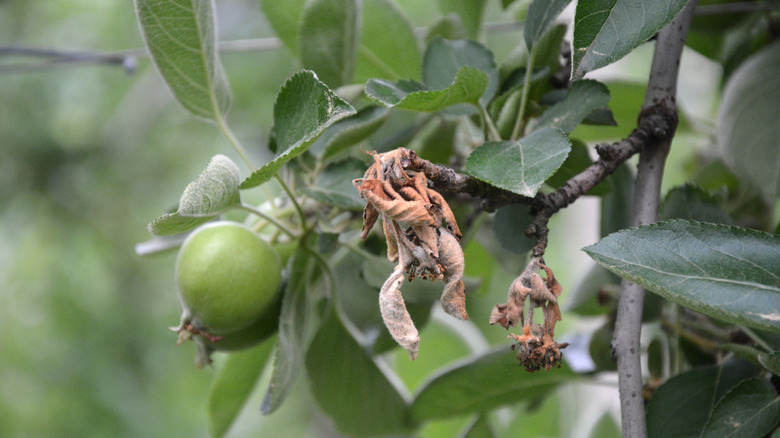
{"left": 490, "top": 261, "right": 568, "bottom": 372}
{"left": 353, "top": 148, "right": 466, "bottom": 360}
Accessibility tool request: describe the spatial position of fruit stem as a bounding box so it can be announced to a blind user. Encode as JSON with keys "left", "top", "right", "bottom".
{"left": 273, "top": 173, "right": 307, "bottom": 231}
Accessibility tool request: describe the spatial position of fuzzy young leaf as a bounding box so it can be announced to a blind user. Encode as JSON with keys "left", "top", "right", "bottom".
{"left": 259, "top": 0, "right": 305, "bottom": 55}
{"left": 702, "top": 378, "right": 780, "bottom": 438}
{"left": 365, "top": 66, "right": 489, "bottom": 112}
{"left": 148, "top": 155, "right": 241, "bottom": 235}
{"left": 533, "top": 80, "right": 611, "bottom": 134}
{"left": 240, "top": 70, "right": 355, "bottom": 189}
{"left": 465, "top": 127, "right": 571, "bottom": 197}
{"left": 356, "top": 0, "right": 421, "bottom": 82}
{"left": 423, "top": 37, "right": 499, "bottom": 108}
{"left": 305, "top": 312, "right": 411, "bottom": 436}
{"left": 207, "top": 336, "right": 276, "bottom": 438}
{"left": 410, "top": 347, "right": 576, "bottom": 423}
{"left": 524, "top": 0, "right": 573, "bottom": 49}
{"left": 646, "top": 360, "right": 755, "bottom": 438}
{"left": 135, "top": 0, "right": 231, "bottom": 121}
{"left": 718, "top": 41, "right": 780, "bottom": 201}
{"left": 300, "top": 0, "right": 358, "bottom": 88}
{"left": 584, "top": 220, "right": 780, "bottom": 333}
{"left": 261, "top": 247, "right": 319, "bottom": 414}
{"left": 571, "top": 0, "right": 691, "bottom": 79}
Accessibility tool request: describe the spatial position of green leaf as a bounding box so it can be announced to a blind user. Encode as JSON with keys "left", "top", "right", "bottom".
{"left": 524, "top": 0, "right": 573, "bottom": 49}
{"left": 571, "top": 0, "right": 692, "bottom": 80}
{"left": 436, "top": 0, "right": 486, "bottom": 38}
{"left": 240, "top": 70, "right": 356, "bottom": 189}
{"left": 301, "top": 158, "right": 365, "bottom": 210}
{"left": 702, "top": 378, "right": 780, "bottom": 438}
{"left": 545, "top": 139, "right": 612, "bottom": 196}
{"left": 365, "top": 66, "right": 489, "bottom": 112}
{"left": 566, "top": 263, "right": 620, "bottom": 316}
{"left": 646, "top": 360, "right": 756, "bottom": 438}
{"left": 759, "top": 352, "right": 780, "bottom": 375}
{"left": 465, "top": 127, "right": 571, "bottom": 197}
{"left": 148, "top": 155, "right": 241, "bottom": 235}
{"left": 584, "top": 220, "right": 780, "bottom": 333}
{"left": 461, "top": 415, "right": 496, "bottom": 438}
{"left": 299, "top": 0, "right": 358, "bottom": 88}
{"left": 591, "top": 414, "right": 622, "bottom": 438}
{"left": 135, "top": 0, "right": 231, "bottom": 121}
{"left": 492, "top": 204, "right": 535, "bottom": 254}
{"left": 717, "top": 41, "right": 780, "bottom": 201}
{"left": 309, "top": 105, "right": 389, "bottom": 160}
{"left": 423, "top": 37, "right": 499, "bottom": 108}
{"left": 533, "top": 80, "right": 611, "bottom": 134}
{"left": 305, "top": 311, "right": 411, "bottom": 436}
{"left": 259, "top": 0, "right": 306, "bottom": 55}
{"left": 571, "top": 81, "right": 645, "bottom": 141}
{"left": 261, "top": 246, "right": 319, "bottom": 414}
{"left": 410, "top": 347, "right": 576, "bottom": 423}
{"left": 600, "top": 163, "right": 634, "bottom": 237}
{"left": 207, "top": 336, "right": 276, "bottom": 438}
{"left": 356, "top": 0, "right": 421, "bottom": 82}
{"left": 659, "top": 184, "right": 733, "bottom": 225}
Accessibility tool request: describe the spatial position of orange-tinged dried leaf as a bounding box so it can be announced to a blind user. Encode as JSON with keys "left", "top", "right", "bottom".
{"left": 383, "top": 216, "right": 399, "bottom": 262}
{"left": 361, "top": 183, "right": 432, "bottom": 226}
{"left": 361, "top": 203, "right": 379, "bottom": 241}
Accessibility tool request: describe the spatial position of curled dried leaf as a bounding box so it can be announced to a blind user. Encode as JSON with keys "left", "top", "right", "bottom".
{"left": 493, "top": 260, "right": 567, "bottom": 372}
{"left": 355, "top": 148, "right": 466, "bottom": 359}
{"left": 379, "top": 267, "right": 420, "bottom": 360}
{"left": 360, "top": 181, "right": 433, "bottom": 227}
{"left": 426, "top": 188, "right": 462, "bottom": 238}
{"left": 437, "top": 228, "right": 467, "bottom": 320}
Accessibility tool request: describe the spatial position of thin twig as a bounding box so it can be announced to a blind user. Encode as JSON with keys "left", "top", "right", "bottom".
{"left": 0, "top": 20, "right": 528, "bottom": 75}
{"left": 612, "top": 3, "right": 698, "bottom": 437}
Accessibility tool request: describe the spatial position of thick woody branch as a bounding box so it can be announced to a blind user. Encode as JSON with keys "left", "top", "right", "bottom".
{"left": 613, "top": 3, "right": 698, "bottom": 438}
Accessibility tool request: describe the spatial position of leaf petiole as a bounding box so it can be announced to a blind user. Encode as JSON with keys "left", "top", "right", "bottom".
{"left": 510, "top": 44, "right": 537, "bottom": 141}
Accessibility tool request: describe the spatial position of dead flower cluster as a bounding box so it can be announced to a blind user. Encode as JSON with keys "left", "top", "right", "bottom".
{"left": 353, "top": 148, "right": 467, "bottom": 360}
{"left": 490, "top": 260, "right": 568, "bottom": 372}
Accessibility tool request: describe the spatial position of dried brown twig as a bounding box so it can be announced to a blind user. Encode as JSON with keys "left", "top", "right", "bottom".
{"left": 490, "top": 257, "right": 568, "bottom": 372}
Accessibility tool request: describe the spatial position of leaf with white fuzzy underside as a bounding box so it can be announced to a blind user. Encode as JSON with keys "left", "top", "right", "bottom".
{"left": 584, "top": 220, "right": 780, "bottom": 333}
{"left": 148, "top": 154, "right": 241, "bottom": 235}
{"left": 135, "top": 0, "right": 231, "bottom": 121}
